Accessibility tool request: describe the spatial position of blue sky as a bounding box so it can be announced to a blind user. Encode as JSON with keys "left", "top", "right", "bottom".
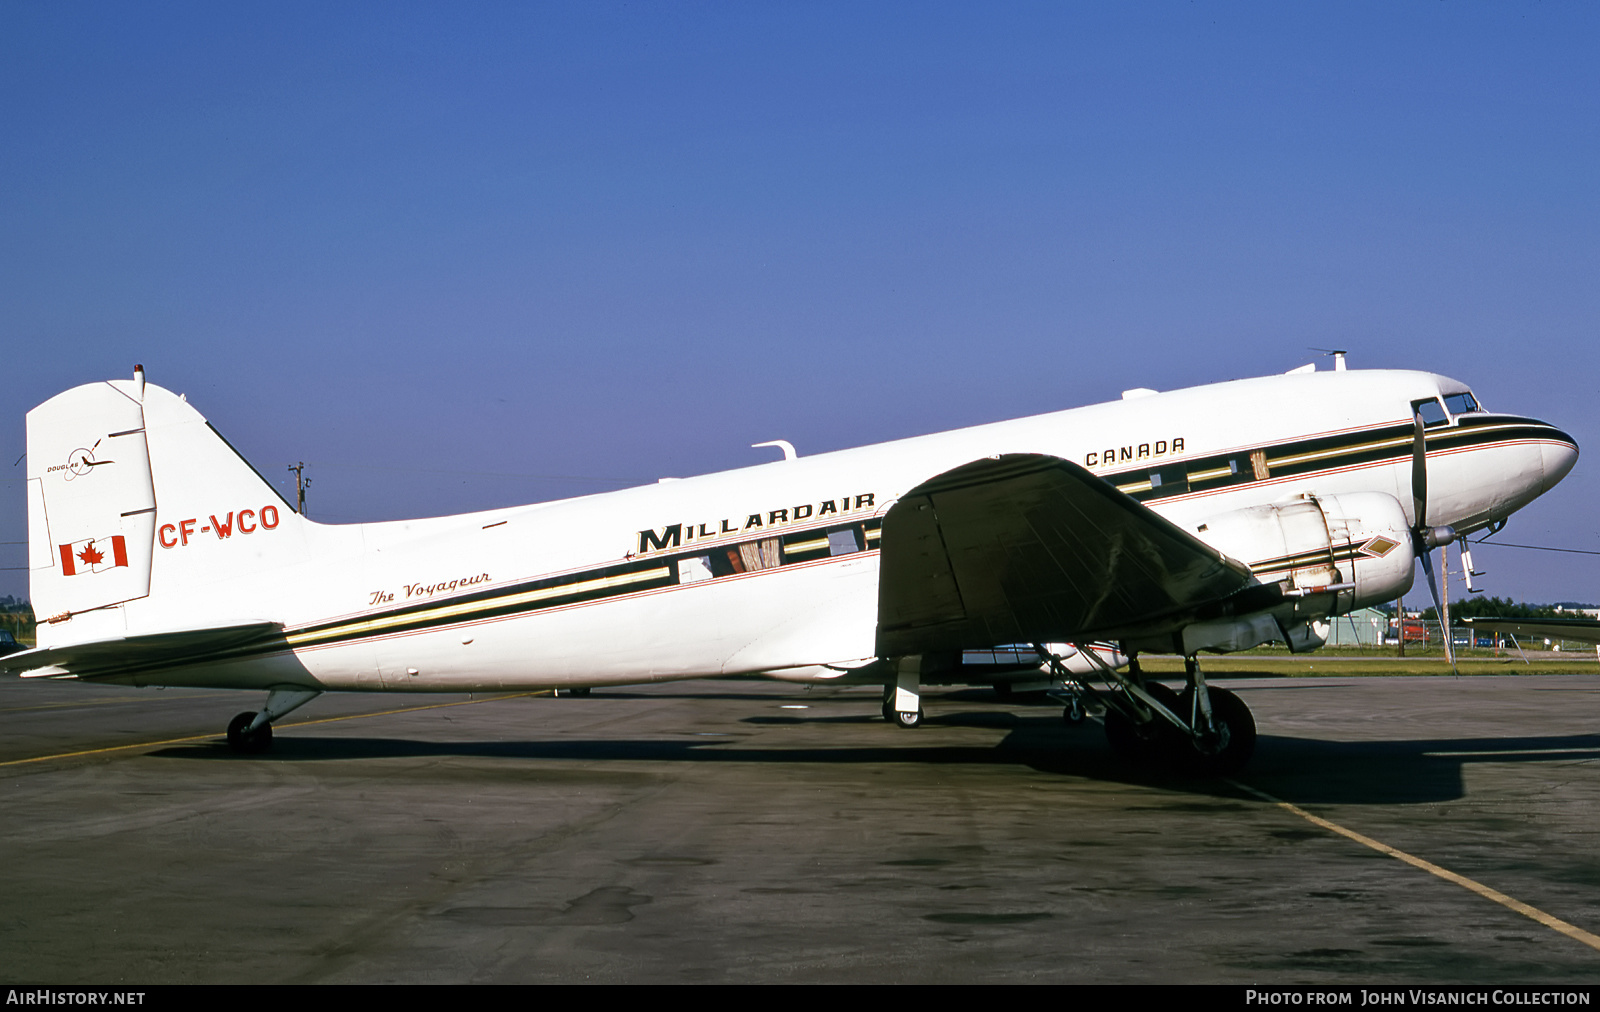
{"left": 2, "top": 2, "right": 1597, "bottom": 604}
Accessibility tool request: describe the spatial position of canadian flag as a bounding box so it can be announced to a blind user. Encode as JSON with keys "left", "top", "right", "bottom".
{"left": 59, "top": 536, "right": 128, "bottom": 576}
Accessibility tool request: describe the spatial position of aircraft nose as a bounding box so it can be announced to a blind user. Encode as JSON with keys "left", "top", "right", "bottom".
{"left": 1540, "top": 428, "right": 1579, "bottom": 493}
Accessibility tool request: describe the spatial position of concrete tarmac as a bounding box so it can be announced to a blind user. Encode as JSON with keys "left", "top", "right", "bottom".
{"left": 2, "top": 673, "right": 1599, "bottom": 984}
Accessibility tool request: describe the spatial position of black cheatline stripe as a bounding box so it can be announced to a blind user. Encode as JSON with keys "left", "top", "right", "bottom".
{"left": 1111, "top": 418, "right": 1570, "bottom": 504}
{"left": 312, "top": 515, "right": 882, "bottom": 646}
{"left": 285, "top": 562, "right": 679, "bottom": 650}
{"left": 71, "top": 517, "right": 889, "bottom": 681}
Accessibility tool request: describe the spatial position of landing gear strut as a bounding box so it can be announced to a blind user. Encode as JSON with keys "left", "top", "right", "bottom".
{"left": 881, "top": 656, "right": 925, "bottom": 728}
{"left": 1039, "top": 645, "right": 1257, "bottom": 775}
{"left": 1102, "top": 681, "right": 1183, "bottom": 765}
{"left": 1174, "top": 655, "right": 1256, "bottom": 775}
{"left": 224, "top": 686, "right": 321, "bottom": 754}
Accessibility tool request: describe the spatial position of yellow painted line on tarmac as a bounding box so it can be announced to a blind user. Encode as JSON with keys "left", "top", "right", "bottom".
{"left": 1229, "top": 779, "right": 1600, "bottom": 953}
{"left": 0, "top": 692, "right": 545, "bottom": 768}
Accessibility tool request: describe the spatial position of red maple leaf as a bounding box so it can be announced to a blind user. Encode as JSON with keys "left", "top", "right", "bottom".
{"left": 77, "top": 543, "right": 104, "bottom": 567}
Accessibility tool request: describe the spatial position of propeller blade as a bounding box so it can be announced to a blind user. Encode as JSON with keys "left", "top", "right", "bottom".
{"left": 1411, "top": 410, "right": 1428, "bottom": 530}
{"left": 1418, "top": 548, "right": 1457, "bottom": 673}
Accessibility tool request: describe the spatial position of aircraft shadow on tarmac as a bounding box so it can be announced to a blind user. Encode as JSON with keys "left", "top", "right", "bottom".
{"left": 143, "top": 708, "right": 1600, "bottom": 808}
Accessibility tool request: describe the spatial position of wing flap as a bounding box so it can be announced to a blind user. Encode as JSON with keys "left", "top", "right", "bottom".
{"left": 876, "top": 454, "right": 1253, "bottom": 655}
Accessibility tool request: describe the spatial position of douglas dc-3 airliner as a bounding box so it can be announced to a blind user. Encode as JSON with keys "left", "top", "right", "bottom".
{"left": 5, "top": 361, "right": 1578, "bottom": 773}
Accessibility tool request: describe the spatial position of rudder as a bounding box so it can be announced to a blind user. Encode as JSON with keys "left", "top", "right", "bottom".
{"left": 26, "top": 376, "right": 157, "bottom": 624}
{"left": 28, "top": 368, "right": 312, "bottom": 645}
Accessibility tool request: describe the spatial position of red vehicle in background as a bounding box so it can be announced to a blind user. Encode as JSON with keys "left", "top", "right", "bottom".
{"left": 1392, "top": 619, "right": 1428, "bottom": 643}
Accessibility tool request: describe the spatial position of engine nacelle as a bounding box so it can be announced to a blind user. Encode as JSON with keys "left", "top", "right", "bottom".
{"left": 1193, "top": 491, "right": 1416, "bottom": 616}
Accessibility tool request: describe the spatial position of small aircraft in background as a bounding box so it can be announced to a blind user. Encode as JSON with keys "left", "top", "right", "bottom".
{"left": 1463, "top": 616, "right": 1600, "bottom": 653}
{"left": 5, "top": 360, "right": 1577, "bottom": 773}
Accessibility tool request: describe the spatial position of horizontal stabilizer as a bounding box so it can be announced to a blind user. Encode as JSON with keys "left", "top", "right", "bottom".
{"left": 2, "top": 622, "right": 286, "bottom": 680}
{"left": 1462, "top": 616, "right": 1600, "bottom": 646}
{"left": 877, "top": 453, "right": 1253, "bottom": 655}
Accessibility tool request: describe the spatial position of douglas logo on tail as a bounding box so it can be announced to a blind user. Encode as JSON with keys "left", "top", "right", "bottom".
{"left": 4, "top": 360, "right": 1577, "bottom": 772}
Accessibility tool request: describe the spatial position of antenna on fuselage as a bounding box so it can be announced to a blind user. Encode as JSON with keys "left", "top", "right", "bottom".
{"left": 751, "top": 440, "right": 797, "bottom": 461}
{"left": 1309, "top": 348, "right": 1348, "bottom": 371}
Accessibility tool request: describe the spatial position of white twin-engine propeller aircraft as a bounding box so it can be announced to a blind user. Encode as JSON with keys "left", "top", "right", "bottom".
{"left": 6, "top": 363, "right": 1577, "bottom": 773}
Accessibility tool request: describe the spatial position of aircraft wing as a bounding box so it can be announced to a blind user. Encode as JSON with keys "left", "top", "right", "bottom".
{"left": 1, "top": 622, "right": 285, "bottom": 680}
{"left": 1462, "top": 617, "right": 1600, "bottom": 646}
{"left": 876, "top": 453, "right": 1254, "bottom": 656}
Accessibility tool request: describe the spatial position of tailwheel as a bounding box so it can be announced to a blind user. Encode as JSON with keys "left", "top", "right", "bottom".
{"left": 1103, "top": 682, "right": 1181, "bottom": 766}
{"left": 1174, "top": 686, "right": 1256, "bottom": 776}
{"left": 226, "top": 711, "right": 273, "bottom": 754}
{"left": 1062, "top": 696, "right": 1085, "bottom": 724}
{"left": 891, "top": 707, "right": 924, "bottom": 729}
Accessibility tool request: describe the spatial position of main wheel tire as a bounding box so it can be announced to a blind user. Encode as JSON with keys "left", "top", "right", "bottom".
{"left": 892, "top": 708, "right": 924, "bottom": 729}
{"left": 1173, "top": 686, "right": 1256, "bottom": 775}
{"left": 226, "top": 711, "right": 273, "bottom": 754}
{"left": 1103, "top": 682, "right": 1182, "bottom": 765}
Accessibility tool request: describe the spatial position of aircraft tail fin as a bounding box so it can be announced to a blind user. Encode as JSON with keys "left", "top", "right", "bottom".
{"left": 27, "top": 369, "right": 311, "bottom": 646}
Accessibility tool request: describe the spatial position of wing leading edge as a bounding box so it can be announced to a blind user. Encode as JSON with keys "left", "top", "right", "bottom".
{"left": 876, "top": 454, "right": 1254, "bottom": 656}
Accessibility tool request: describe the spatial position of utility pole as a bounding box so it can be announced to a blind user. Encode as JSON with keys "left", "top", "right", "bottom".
{"left": 1395, "top": 595, "right": 1405, "bottom": 658}
{"left": 288, "top": 462, "right": 311, "bottom": 515}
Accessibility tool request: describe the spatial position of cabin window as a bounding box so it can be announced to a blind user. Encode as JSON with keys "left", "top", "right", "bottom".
{"left": 1414, "top": 398, "right": 1448, "bottom": 427}
{"left": 738, "top": 538, "right": 783, "bottom": 571}
{"left": 678, "top": 555, "right": 714, "bottom": 584}
{"left": 828, "top": 529, "right": 862, "bottom": 556}
{"left": 1443, "top": 392, "right": 1480, "bottom": 416}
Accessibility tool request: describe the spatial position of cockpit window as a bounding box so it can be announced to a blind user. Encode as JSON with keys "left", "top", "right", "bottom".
{"left": 1414, "top": 398, "right": 1448, "bottom": 427}
{"left": 1443, "top": 392, "right": 1480, "bottom": 416}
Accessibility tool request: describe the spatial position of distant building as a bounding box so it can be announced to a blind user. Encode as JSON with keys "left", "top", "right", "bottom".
{"left": 1327, "top": 607, "right": 1387, "bottom": 646}
{"left": 1556, "top": 606, "right": 1600, "bottom": 620}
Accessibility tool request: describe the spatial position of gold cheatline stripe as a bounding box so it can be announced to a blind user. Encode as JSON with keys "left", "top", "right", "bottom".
{"left": 1116, "top": 420, "right": 1537, "bottom": 490}
{"left": 1267, "top": 420, "right": 1533, "bottom": 471}
{"left": 1229, "top": 780, "right": 1600, "bottom": 953}
{"left": 285, "top": 567, "right": 671, "bottom": 647}
{"left": 783, "top": 537, "right": 829, "bottom": 554}
{"left": 1266, "top": 432, "right": 1412, "bottom": 470}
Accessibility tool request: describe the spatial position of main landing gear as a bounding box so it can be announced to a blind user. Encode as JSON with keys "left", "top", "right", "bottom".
{"left": 224, "top": 686, "right": 321, "bottom": 754}
{"left": 1040, "top": 646, "right": 1256, "bottom": 775}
